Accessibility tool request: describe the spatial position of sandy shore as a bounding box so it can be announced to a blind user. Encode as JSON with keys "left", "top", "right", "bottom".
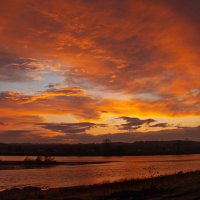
{"left": 1, "top": 171, "right": 200, "bottom": 199}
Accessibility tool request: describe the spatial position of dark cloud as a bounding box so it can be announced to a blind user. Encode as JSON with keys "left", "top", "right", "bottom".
{"left": 0, "top": 130, "right": 33, "bottom": 137}
{"left": 120, "top": 117, "right": 156, "bottom": 125}
{"left": 1, "top": 125, "right": 200, "bottom": 144}
{"left": 165, "top": 0, "right": 200, "bottom": 32}
{"left": 38, "top": 122, "right": 97, "bottom": 134}
{"left": 0, "top": 130, "right": 66, "bottom": 143}
{"left": 44, "top": 87, "right": 84, "bottom": 96}
{"left": 0, "top": 91, "right": 29, "bottom": 103}
{"left": 64, "top": 126, "right": 200, "bottom": 143}
{"left": 150, "top": 123, "right": 170, "bottom": 128}
{"left": 118, "top": 116, "right": 156, "bottom": 131}
{"left": 47, "top": 83, "right": 62, "bottom": 89}
{"left": 0, "top": 49, "right": 45, "bottom": 82}
{"left": 0, "top": 115, "right": 44, "bottom": 126}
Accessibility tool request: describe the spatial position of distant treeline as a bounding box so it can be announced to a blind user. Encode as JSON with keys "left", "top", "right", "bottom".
{"left": 0, "top": 140, "right": 200, "bottom": 156}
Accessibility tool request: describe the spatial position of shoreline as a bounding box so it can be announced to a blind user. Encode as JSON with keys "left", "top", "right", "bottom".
{"left": 1, "top": 171, "right": 200, "bottom": 199}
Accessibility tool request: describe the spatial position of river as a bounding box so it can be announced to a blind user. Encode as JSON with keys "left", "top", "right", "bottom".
{"left": 1, "top": 154, "right": 200, "bottom": 191}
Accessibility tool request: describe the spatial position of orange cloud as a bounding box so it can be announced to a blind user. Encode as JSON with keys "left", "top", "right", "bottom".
{"left": 0, "top": 0, "right": 200, "bottom": 142}
{"left": 0, "top": 88, "right": 103, "bottom": 119}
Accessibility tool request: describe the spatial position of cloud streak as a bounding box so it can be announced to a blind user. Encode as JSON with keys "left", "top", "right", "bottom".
{"left": 38, "top": 122, "right": 96, "bottom": 134}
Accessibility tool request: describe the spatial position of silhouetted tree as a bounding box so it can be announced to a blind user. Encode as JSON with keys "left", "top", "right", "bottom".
{"left": 102, "top": 138, "right": 111, "bottom": 144}
{"left": 36, "top": 156, "right": 43, "bottom": 162}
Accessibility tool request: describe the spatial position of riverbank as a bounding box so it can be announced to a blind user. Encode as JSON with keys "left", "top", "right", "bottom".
{"left": 1, "top": 171, "right": 200, "bottom": 199}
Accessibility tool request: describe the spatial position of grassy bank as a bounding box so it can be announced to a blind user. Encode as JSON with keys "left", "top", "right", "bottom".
{"left": 1, "top": 171, "right": 200, "bottom": 199}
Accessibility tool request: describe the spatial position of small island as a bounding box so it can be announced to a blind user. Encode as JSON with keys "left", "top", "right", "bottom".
{"left": 0, "top": 156, "right": 115, "bottom": 170}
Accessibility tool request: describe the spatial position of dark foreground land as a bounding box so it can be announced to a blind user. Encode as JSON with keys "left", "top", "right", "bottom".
{"left": 1, "top": 171, "right": 200, "bottom": 200}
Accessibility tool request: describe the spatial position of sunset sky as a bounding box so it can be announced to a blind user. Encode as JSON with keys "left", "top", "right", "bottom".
{"left": 0, "top": 0, "right": 200, "bottom": 143}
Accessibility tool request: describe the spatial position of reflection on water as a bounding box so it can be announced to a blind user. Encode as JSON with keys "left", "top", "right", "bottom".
{"left": 1, "top": 154, "right": 200, "bottom": 191}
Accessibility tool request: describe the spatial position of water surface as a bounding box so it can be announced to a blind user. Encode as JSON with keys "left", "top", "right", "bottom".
{"left": 1, "top": 154, "right": 200, "bottom": 191}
